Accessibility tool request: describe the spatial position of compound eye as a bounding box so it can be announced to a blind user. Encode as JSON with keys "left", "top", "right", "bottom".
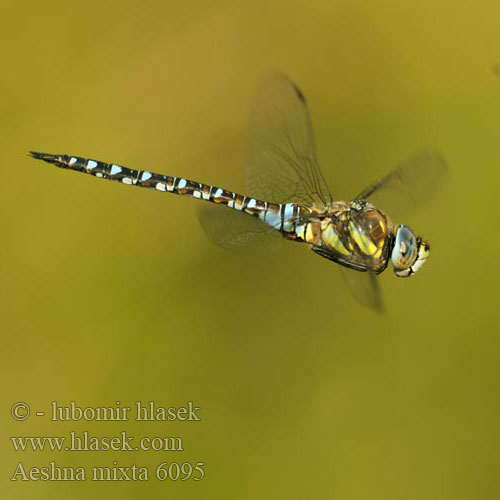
{"left": 391, "top": 225, "right": 418, "bottom": 271}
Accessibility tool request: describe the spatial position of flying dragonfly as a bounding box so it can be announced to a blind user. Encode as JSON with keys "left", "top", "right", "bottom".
{"left": 30, "top": 74, "right": 447, "bottom": 310}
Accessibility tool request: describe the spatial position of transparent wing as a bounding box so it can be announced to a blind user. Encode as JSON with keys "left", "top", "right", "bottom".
{"left": 245, "top": 72, "right": 333, "bottom": 207}
{"left": 198, "top": 73, "right": 333, "bottom": 251}
{"left": 355, "top": 150, "right": 448, "bottom": 221}
{"left": 345, "top": 149, "right": 447, "bottom": 310}
{"left": 198, "top": 206, "right": 284, "bottom": 251}
{"left": 340, "top": 267, "right": 384, "bottom": 313}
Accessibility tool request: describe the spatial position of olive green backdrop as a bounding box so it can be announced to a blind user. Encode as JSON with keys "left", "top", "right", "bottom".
{"left": 1, "top": 1, "right": 499, "bottom": 499}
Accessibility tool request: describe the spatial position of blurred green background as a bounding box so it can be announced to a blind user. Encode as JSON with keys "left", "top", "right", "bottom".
{"left": 1, "top": 1, "right": 499, "bottom": 498}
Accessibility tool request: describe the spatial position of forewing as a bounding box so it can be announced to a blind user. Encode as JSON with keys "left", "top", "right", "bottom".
{"left": 340, "top": 267, "right": 384, "bottom": 313}
{"left": 245, "top": 73, "right": 333, "bottom": 207}
{"left": 355, "top": 150, "right": 448, "bottom": 221}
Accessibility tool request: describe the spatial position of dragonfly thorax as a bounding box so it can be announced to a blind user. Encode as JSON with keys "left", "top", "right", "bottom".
{"left": 308, "top": 201, "right": 394, "bottom": 273}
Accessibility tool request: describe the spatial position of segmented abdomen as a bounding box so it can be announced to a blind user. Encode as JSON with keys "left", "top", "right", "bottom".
{"left": 30, "top": 152, "right": 306, "bottom": 237}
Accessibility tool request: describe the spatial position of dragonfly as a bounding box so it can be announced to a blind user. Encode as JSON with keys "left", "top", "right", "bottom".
{"left": 30, "top": 74, "right": 447, "bottom": 310}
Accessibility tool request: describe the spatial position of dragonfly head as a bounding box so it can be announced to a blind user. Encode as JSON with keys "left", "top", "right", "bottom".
{"left": 391, "top": 224, "right": 430, "bottom": 277}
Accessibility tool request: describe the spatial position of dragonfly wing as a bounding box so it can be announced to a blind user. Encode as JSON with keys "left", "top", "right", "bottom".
{"left": 245, "top": 72, "right": 333, "bottom": 207}
{"left": 354, "top": 150, "right": 448, "bottom": 221}
{"left": 198, "top": 206, "right": 284, "bottom": 251}
{"left": 340, "top": 267, "right": 384, "bottom": 313}
{"left": 199, "top": 73, "right": 333, "bottom": 251}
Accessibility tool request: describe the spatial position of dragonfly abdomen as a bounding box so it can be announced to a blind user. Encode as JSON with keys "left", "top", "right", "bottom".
{"left": 30, "top": 151, "right": 304, "bottom": 237}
